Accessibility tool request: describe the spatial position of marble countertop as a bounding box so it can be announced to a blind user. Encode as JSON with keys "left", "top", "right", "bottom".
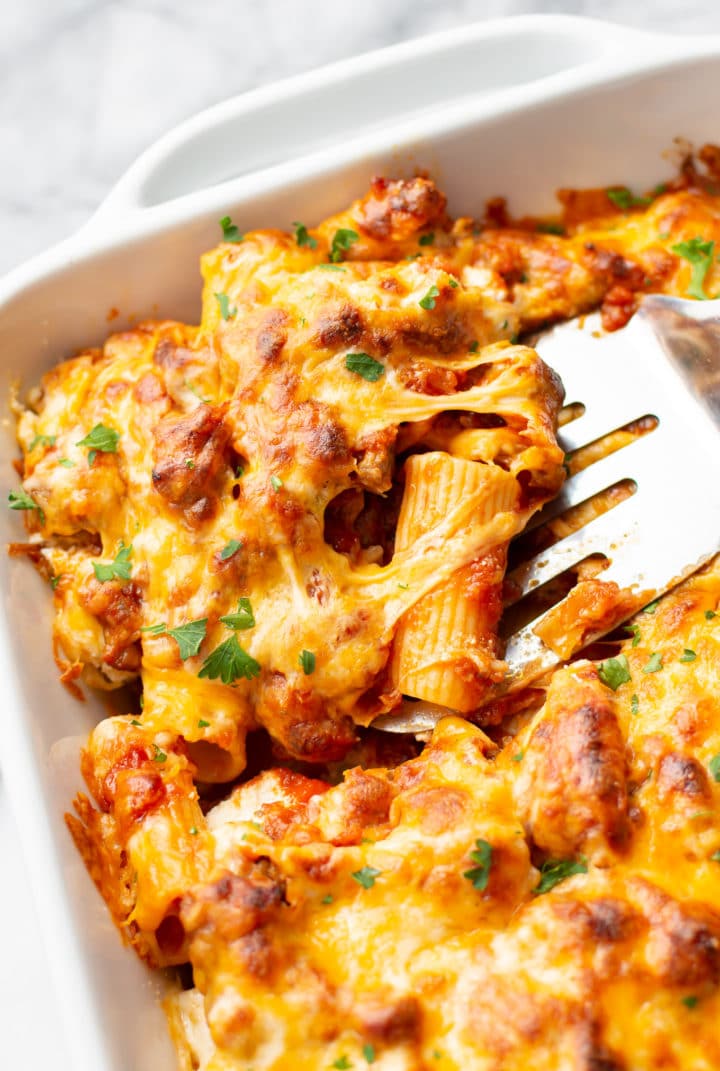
{"left": 2, "top": 0, "right": 719, "bottom": 1066}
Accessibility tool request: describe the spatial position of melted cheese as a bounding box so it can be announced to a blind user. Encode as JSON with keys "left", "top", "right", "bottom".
{"left": 11, "top": 168, "right": 720, "bottom": 1070}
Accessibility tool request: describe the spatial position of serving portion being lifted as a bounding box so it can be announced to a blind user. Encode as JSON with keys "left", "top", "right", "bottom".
{"left": 8, "top": 154, "right": 720, "bottom": 1070}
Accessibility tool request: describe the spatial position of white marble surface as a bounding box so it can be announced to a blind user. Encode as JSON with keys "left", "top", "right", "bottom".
{"left": 2, "top": 0, "right": 720, "bottom": 1066}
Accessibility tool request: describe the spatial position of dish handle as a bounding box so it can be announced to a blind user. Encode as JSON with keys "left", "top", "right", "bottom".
{"left": 88, "top": 15, "right": 670, "bottom": 226}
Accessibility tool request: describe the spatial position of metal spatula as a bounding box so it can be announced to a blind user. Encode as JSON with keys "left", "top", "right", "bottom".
{"left": 375, "top": 294, "right": 720, "bottom": 733}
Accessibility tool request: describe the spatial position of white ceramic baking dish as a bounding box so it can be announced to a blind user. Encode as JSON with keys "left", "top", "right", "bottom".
{"left": 2, "top": 13, "right": 720, "bottom": 1070}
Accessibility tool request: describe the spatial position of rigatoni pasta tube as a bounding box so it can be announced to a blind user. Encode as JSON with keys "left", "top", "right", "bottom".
{"left": 390, "top": 452, "right": 517, "bottom": 712}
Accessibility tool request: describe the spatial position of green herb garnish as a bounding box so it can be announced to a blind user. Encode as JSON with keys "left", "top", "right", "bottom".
{"left": 345, "top": 352, "right": 385, "bottom": 382}
{"left": 598, "top": 654, "right": 631, "bottom": 691}
{"left": 672, "top": 236, "right": 716, "bottom": 299}
{"left": 219, "top": 215, "right": 243, "bottom": 243}
{"left": 642, "top": 652, "right": 663, "bottom": 674}
{"left": 92, "top": 542, "right": 133, "bottom": 582}
{"left": 533, "top": 857, "right": 588, "bottom": 895}
{"left": 198, "top": 634, "right": 261, "bottom": 684}
{"left": 293, "top": 221, "right": 317, "bottom": 249}
{"left": 351, "top": 866, "right": 381, "bottom": 889}
{"left": 419, "top": 284, "right": 440, "bottom": 310}
{"left": 463, "top": 838, "right": 493, "bottom": 891}
{"left": 220, "top": 598, "right": 255, "bottom": 631}
{"left": 168, "top": 618, "right": 208, "bottom": 660}
{"left": 299, "top": 649, "right": 316, "bottom": 675}
{"left": 329, "top": 228, "right": 359, "bottom": 262}
{"left": 76, "top": 423, "right": 119, "bottom": 466}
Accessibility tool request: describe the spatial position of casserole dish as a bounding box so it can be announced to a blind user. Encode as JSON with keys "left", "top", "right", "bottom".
{"left": 2, "top": 14, "right": 720, "bottom": 1069}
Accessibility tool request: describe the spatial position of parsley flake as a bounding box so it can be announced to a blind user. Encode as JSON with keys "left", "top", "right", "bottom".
{"left": 705, "top": 609, "right": 717, "bottom": 620}
{"left": 140, "top": 622, "right": 167, "bottom": 634}
{"left": 329, "top": 228, "right": 359, "bottom": 262}
{"left": 29, "top": 433, "right": 56, "bottom": 450}
{"left": 679, "top": 648, "right": 697, "bottom": 663}
{"left": 469, "top": 340, "right": 479, "bottom": 352}
{"left": 293, "top": 221, "right": 317, "bottom": 249}
{"left": 189, "top": 826, "right": 199, "bottom": 836}
{"left": 511, "top": 751, "right": 524, "bottom": 763}
{"left": 418, "top": 232, "right": 435, "bottom": 246}
{"left": 76, "top": 423, "right": 119, "bottom": 466}
{"left": 682, "top": 995, "right": 699, "bottom": 1009}
{"left": 321, "top": 893, "right": 334, "bottom": 904}
{"left": 631, "top": 693, "right": 640, "bottom": 716}
{"left": 607, "top": 187, "right": 651, "bottom": 211}
{"left": 419, "top": 284, "right": 440, "bottom": 310}
{"left": 198, "top": 634, "right": 261, "bottom": 684}
{"left": 58, "top": 458, "right": 75, "bottom": 468}
{"left": 130, "top": 719, "right": 142, "bottom": 727}
{"left": 463, "top": 838, "right": 493, "bottom": 891}
{"left": 270, "top": 475, "right": 283, "bottom": 491}
{"left": 332, "top": 1058, "right": 352, "bottom": 1070}
{"left": 642, "top": 652, "right": 663, "bottom": 674}
{"left": 8, "top": 488, "right": 44, "bottom": 523}
{"left": 318, "top": 264, "right": 346, "bottom": 271}
{"left": 363, "top": 1044, "right": 376, "bottom": 1064}
{"left": 533, "top": 857, "right": 588, "bottom": 895}
{"left": 220, "top": 598, "right": 255, "bottom": 630}
{"left": 672, "top": 236, "right": 716, "bottom": 299}
{"left": 536, "top": 221, "right": 566, "bottom": 235}
{"left": 152, "top": 744, "right": 167, "bottom": 763}
{"left": 351, "top": 866, "right": 381, "bottom": 889}
{"left": 92, "top": 542, "right": 133, "bottom": 583}
{"left": 711, "top": 850, "right": 720, "bottom": 863}
{"left": 198, "top": 719, "right": 210, "bottom": 728}
{"left": 299, "top": 649, "right": 316, "bottom": 675}
{"left": 220, "top": 538, "right": 242, "bottom": 560}
{"left": 345, "top": 352, "right": 384, "bottom": 382}
{"left": 168, "top": 618, "right": 207, "bottom": 660}
{"left": 708, "top": 755, "right": 720, "bottom": 783}
{"left": 624, "top": 624, "right": 642, "bottom": 647}
{"left": 642, "top": 599, "right": 660, "bottom": 614}
{"left": 215, "top": 291, "right": 237, "bottom": 320}
{"left": 50, "top": 574, "right": 62, "bottom": 590}
{"left": 397, "top": 582, "right": 409, "bottom": 591}
{"left": 219, "top": 215, "right": 244, "bottom": 243}
{"left": 598, "top": 654, "right": 631, "bottom": 691}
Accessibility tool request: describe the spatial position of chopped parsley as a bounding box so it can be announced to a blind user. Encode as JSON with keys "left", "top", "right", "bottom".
{"left": 511, "top": 750, "right": 524, "bottom": 763}
{"left": 419, "top": 284, "right": 440, "bottom": 310}
{"left": 219, "top": 215, "right": 243, "bottom": 243}
{"left": 235, "top": 464, "right": 244, "bottom": 478}
{"left": 58, "top": 458, "right": 75, "bottom": 468}
{"left": 220, "top": 538, "right": 242, "bottom": 560}
{"left": 672, "top": 236, "right": 716, "bottom": 299}
{"left": 270, "top": 475, "right": 283, "bottom": 491}
{"left": 624, "top": 624, "right": 642, "bottom": 647}
{"left": 198, "top": 634, "right": 261, "bottom": 684}
{"left": 299, "top": 649, "right": 316, "bottom": 675}
{"left": 463, "top": 838, "right": 493, "bottom": 891}
{"left": 167, "top": 618, "right": 208, "bottom": 660}
{"left": 351, "top": 866, "right": 381, "bottom": 889}
{"left": 362, "top": 1044, "right": 376, "bottom": 1064}
{"left": 706, "top": 609, "right": 717, "bottom": 620}
{"left": 536, "top": 221, "right": 565, "bottom": 235}
{"left": 642, "top": 599, "right": 660, "bottom": 614}
{"left": 679, "top": 648, "right": 697, "bottom": 663}
{"left": 220, "top": 597, "right": 255, "bottom": 630}
{"left": 607, "top": 187, "right": 651, "bottom": 211}
{"left": 418, "top": 232, "right": 435, "bottom": 246}
{"left": 8, "top": 488, "right": 44, "bottom": 523}
{"left": 76, "top": 423, "right": 119, "bottom": 466}
{"left": 332, "top": 1058, "right": 352, "bottom": 1070}
{"left": 448, "top": 277, "right": 459, "bottom": 288}
{"left": 215, "top": 292, "right": 237, "bottom": 320}
{"left": 345, "top": 352, "right": 385, "bottom": 382}
{"left": 29, "top": 433, "right": 56, "bottom": 450}
{"left": 50, "top": 574, "right": 62, "bottom": 590}
{"left": 708, "top": 754, "right": 720, "bottom": 783}
{"left": 642, "top": 652, "right": 663, "bottom": 674}
{"left": 318, "top": 264, "right": 346, "bottom": 271}
{"left": 397, "top": 582, "right": 409, "bottom": 591}
{"left": 293, "top": 221, "right": 317, "bottom": 249}
{"left": 598, "top": 654, "right": 631, "bottom": 691}
{"left": 189, "top": 826, "right": 198, "bottom": 836}
{"left": 130, "top": 718, "right": 142, "bottom": 727}
{"left": 140, "top": 622, "right": 167, "bottom": 634}
{"left": 152, "top": 744, "right": 167, "bottom": 763}
{"left": 469, "top": 340, "right": 479, "bottom": 352}
{"left": 682, "top": 995, "right": 699, "bottom": 1009}
{"left": 184, "top": 459, "right": 195, "bottom": 469}
{"left": 711, "top": 850, "right": 720, "bottom": 863}
{"left": 321, "top": 893, "right": 334, "bottom": 904}
{"left": 631, "top": 693, "right": 640, "bottom": 716}
{"left": 92, "top": 542, "right": 133, "bottom": 582}
{"left": 329, "top": 228, "right": 359, "bottom": 262}
{"left": 533, "top": 857, "right": 588, "bottom": 895}
{"left": 198, "top": 719, "right": 210, "bottom": 728}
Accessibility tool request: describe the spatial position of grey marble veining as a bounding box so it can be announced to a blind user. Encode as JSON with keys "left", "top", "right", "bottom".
{"left": 2, "top": 0, "right": 720, "bottom": 273}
